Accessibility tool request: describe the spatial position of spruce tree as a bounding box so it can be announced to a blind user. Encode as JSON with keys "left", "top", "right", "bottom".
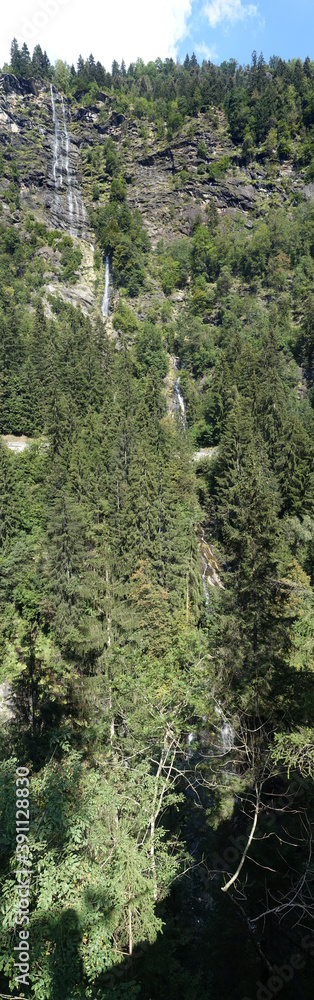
{"left": 10, "top": 38, "right": 21, "bottom": 75}
{"left": 0, "top": 443, "right": 18, "bottom": 546}
{"left": 214, "top": 391, "right": 288, "bottom": 718}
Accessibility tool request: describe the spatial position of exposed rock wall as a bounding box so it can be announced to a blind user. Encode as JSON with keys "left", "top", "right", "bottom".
{"left": 0, "top": 71, "right": 304, "bottom": 317}
{"left": 0, "top": 74, "right": 87, "bottom": 238}
{"left": 0, "top": 71, "right": 302, "bottom": 261}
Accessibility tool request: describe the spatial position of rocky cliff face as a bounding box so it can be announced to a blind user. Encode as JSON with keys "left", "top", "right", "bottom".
{"left": 0, "top": 74, "right": 86, "bottom": 230}
{"left": 1, "top": 70, "right": 305, "bottom": 318}
{"left": 0, "top": 74, "right": 96, "bottom": 315}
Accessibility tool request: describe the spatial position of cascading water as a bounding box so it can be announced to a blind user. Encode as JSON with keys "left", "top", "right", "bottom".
{"left": 50, "top": 84, "right": 59, "bottom": 185}
{"left": 220, "top": 721, "right": 234, "bottom": 752}
{"left": 61, "top": 95, "right": 73, "bottom": 234}
{"left": 198, "top": 527, "right": 223, "bottom": 599}
{"left": 175, "top": 376, "right": 186, "bottom": 418}
{"left": 101, "top": 256, "right": 110, "bottom": 317}
{"left": 50, "top": 86, "right": 86, "bottom": 238}
{"left": 215, "top": 707, "right": 235, "bottom": 756}
{"left": 165, "top": 359, "right": 223, "bottom": 599}
{"left": 173, "top": 358, "right": 186, "bottom": 422}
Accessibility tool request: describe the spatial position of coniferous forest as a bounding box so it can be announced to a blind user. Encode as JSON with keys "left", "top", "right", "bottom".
{"left": 1, "top": 40, "right": 314, "bottom": 1000}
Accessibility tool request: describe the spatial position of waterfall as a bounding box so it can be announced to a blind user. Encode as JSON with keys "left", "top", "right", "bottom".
{"left": 173, "top": 358, "right": 186, "bottom": 422}
{"left": 198, "top": 527, "right": 224, "bottom": 601}
{"left": 174, "top": 376, "right": 186, "bottom": 419}
{"left": 50, "top": 83, "right": 59, "bottom": 186}
{"left": 215, "top": 707, "right": 235, "bottom": 755}
{"left": 50, "top": 86, "right": 86, "bottom": 238}
{"left": 220, "top": 722, "right": 234, "bottom": 752}
{"left": 61, "top": 95, "right": 74, "bottom": 235}
{"left": 101, "top": 256, "right": 110, "bottom": 317}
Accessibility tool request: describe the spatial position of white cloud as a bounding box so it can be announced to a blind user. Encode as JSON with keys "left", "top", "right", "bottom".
{"left": 203, "top": 0, "right": 258, "bottom": 29}
{"left": 195, "top": 42, "right": 218, "bottom": 62}
{"left": 2, "top": 0, "right": 192, "bottom": 69}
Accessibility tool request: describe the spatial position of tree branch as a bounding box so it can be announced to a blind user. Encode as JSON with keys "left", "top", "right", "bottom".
{"left": 221, "top": 785, "right": 260, "bottom": 892}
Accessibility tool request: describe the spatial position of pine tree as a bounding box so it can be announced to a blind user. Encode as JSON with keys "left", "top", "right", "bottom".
{"left": 10, "top": 38, "right": 21, "bottom": 75}
{"left": 300, "top": 294, "right": 314, "bottom": 375}
{"left": 42, "top": 50, "right": 50, "bottom": 77}
{"left": 0, "top": 306, "right": 25, "bottom": 433}
{"left": 95, "top": 61, "right": 105, "bottom": 85}
{"left": 32, "top": 44, "right": 45, "bottom": 77}
{"left": 0, "top": 443, "right": 18, "bottom": 546}
{"left": 87, "top": 53, "right": 96, "bottom": 79}
{"left": 214, "top": 391, "right": 288, "bottom": 717}
{"left": 20, "top": 43, "right": 32, "bottom": 78}
{"left": 256, "top": 328, "right": 288, "bottom": 468}
{"left": 277, "top": 414, "right": 314, "bottom": 516}
{"left": 76, "top": 54, "right": 85, "bottom": 77}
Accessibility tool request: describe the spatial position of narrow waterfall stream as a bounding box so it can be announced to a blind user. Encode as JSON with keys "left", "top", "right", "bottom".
{"left": 169, "top": 356, "right": 186, "bottom": 422}
{"left": 174, "top": 374, "right": 186, "bottom": 421}
{"left": 197, "top": 528, "right": 224, "bottom": 599}
{"left": 101, "top": 256, "right": 110, "bottom": 317}
{"left": 165, "top": 357, "right": 223, "bottom": 600}
{"left": 50, "top": 83, "right": 59, "bottom": 185}
{"left": 50, "top": 85, "right": 86, "bottom": 237}
{"left": 61, "top": 95, "right": 73, "bottom": 234}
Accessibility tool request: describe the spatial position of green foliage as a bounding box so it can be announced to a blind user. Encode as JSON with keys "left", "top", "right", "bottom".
{"left": 197, "top": 140, "right": 208, "bottom": 160}
{"left": 109, "top": 175, "right": 127, "bottom": 203}
{"left": 134, "top": 324, "right": 168, "bottom": 379}
{"left": 59, "top": 242, "right": 83, "bottom": 283}
{"left": 207, "top": 155, "right": 230, "bottom": 179}
{"left": 6, "top": 43, "right": 314, "bottom": 177}
{"left": 191, "top": 225, "right": 219, "bottom": 281}
{"left": 91, "top": 197, "right": 150, "bottom": 297}
{"left": 105, "top": 138, "right": 118, "bottom": 177}
{"left": 217, "top": 396, "right": 282, "bottom": 711}
{"left": 112, "top": 302, "right": 139, "bottom": 335}
{"left": 175, "top": 316, "right": 216, "bottom": 377}
{"left": 299, "top": 294, "right": 314, "bottom": 374}
{"left": 159, "top": 239, "right": 190, "bottom": 296}
{"left": 54, "top": 59, "right": 71, "bottom": 92}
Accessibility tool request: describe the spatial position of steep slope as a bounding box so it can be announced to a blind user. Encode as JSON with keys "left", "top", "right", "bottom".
{"left": 1, "top": 59, "right": 314, "bottom": 1000}
{"left": 0, "top": 70, "right": 307, "bottom": 323}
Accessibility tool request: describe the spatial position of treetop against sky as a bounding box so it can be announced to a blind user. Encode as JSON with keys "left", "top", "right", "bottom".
{"left": 1, "top": 0, "right": 314, "bottom": 78}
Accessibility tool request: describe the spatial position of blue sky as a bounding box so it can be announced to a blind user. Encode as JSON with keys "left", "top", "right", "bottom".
{"left": 179, "top": 0, "right": 314, "bottom": 67}
{"left": 1, "top": 0, "right": 314, "bottom": 72}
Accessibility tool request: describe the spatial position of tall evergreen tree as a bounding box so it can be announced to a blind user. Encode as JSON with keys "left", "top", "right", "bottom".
{"left": 214, "top": 391, "right": 288, "bottom": 718}
{"left": 10, "top": 38, "right": 21, "bottom": 75}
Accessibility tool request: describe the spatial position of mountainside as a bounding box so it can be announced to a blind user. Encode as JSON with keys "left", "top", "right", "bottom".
{"left": 1, "top": 66, "right": 311, "bottom": 321}
{"left": 1, "top": 50, "right": 314, "bottom": 1000}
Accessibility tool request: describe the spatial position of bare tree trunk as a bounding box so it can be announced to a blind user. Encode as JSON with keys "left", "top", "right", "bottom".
{"left": 150, "top": 815, "right": 157, "bottom": 902}
{"left": 128, "top": 900, "right": 133, "bottom": 957}
{"left": 221, "top": 785, "right": 260, "bottom": 892}
{"left": 149, "top": 732, "right": 177, "bottom": 901}
{"left": 106, "top": 566, "right": 115, "bottom": 744}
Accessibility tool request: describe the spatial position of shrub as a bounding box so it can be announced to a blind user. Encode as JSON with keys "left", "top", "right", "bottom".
{"left": 197, "top": 140, "right": 208, "bottom": 160}
{"left": 135, "top": 324, "right": 168, "bottom": 378}
{"left": 208, "top": 155, "right": 230, "bottom": 179}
